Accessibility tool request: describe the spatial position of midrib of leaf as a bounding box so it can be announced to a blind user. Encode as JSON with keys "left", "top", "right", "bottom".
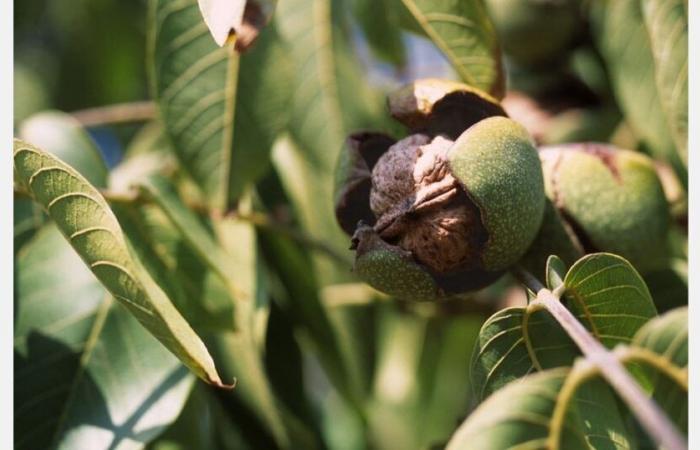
{"left": 217, "top": 45, "right": 239, "bottom": 211}
{"left": 400, "top": 0, "right": 478, "bottom": 87}
{"left": 619, "top": 347, "right": 687, "bottom": 389}
{"left": 49, "top": 296, "right": 113, "bottom": 448}
{"left": 151, "top": 0, "right": 242, "bottom": 211}
{"left": 547, "top": 365, "right": 599, "bottom": 449}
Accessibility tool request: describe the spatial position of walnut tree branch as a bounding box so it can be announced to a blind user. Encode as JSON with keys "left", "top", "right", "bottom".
{"left": 513, "top": 266, "right": 686, "bottom": 450}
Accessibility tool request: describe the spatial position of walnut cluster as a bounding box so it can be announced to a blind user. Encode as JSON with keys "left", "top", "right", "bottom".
{"left": 368, "top": 134, "right": 483, "bottom": 273}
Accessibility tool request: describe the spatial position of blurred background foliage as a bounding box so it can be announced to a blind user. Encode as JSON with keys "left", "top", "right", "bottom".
{"left": 14, "top": 0, "right": 687, "bottom": 449}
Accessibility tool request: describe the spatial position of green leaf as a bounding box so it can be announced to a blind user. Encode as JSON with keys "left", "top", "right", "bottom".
{"left": 15, "top": 225, "right": 194, "bottom": 450}
{"left": 398, "top": 0, "right": 504, "bottom": 97}
{"left": 138, "top": 175, "right": 237, "bottom": 296}
{"left": 621, "top": 307, "right": 688, "bottom": 435}
{"left": 447, "top": 367, "right": 635, "bottom": 450}
{"left": 151, "top": 0, "right": 291, "bottom": 210}
{"left": 455, "top": 307, "right": 688, "bottom": 450}
{"left": 351, "top": 0, "right": 407, "bottom": 66}
{"left": 546, "top": 254, "right": 567, "bottom": 291}
{"left": 471, "top": 253, "right": 657, "bottom": 400}
{"left": 16, "top": 110, "right": 110, "bottom": 252}
{"left": 369, "top": 310, "right": 482, "bottom": 450}
{"left": 13, "top": 139, "right": 229, "bottom": 387}
{"left": 19, "top": 110, "right": 109, "bottom": 187}
{"left": 259, "top": 227, "right": 364, "bottom": 408}
{"left": 641, "top": 0, "right": 688, "bottom": 166}
{"left": 274, "top": 0, "right": 385, "bottom": 284}
{"left": 590, "top": 0, "right": 685, "bottom": 174}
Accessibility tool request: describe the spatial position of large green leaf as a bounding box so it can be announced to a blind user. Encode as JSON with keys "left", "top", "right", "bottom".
{"left": 151, "top": 0, "right": 291, "bottom": 210}
{"left": 398, "top": 0, "right": 504, "bottom": 97}
{"left": 274, "top": 0, "right": 386, "bottom": 282}
{"left": 472, "top": 253, "right": 657, "bottom": 400}
{"left": 13, "top": 139, "right": 229, "bottom": 387}
{"left": 15, "top": 225, "right": 194, "bottom": 450}
{"left": 590, "top": 0, "right": 684, "bottom": 174}
{"left": 641, "top": 0, "right": 688, "bottom": 166}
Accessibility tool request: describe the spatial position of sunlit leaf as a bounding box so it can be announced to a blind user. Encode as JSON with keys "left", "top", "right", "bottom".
{"left": 15, "top": 110, "right": 110, "bottom": 252}
{"left": 13, "top": 139, "right": 229, "bottom": 387}
{"left": 15, "top": 225, "right": 194, "bottom": 450}
{"left": 398, "top": 0, "right": 504, "bottom": 97}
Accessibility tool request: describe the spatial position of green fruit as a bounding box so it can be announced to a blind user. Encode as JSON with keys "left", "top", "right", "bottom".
{"left": 335, "top": 81, "right": 546, "bottom": 301}
{"left": 485, "top": 0, "right": 583, "bottom": 67}
{"left": 528, "top": 143, "right": 670, "bottom": 274}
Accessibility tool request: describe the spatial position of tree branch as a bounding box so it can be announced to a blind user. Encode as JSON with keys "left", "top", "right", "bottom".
{"left": 514, "top": 266, "right": 686, "bottom": 450}
{"left": 71, "top": 101, "right": 156, "bottom": 127}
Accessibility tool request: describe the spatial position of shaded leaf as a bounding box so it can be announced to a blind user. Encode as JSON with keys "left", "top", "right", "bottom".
{"left": 398, "top": 0, "right": 504, "bottom": 97}
{"left": 590, "top": 0, "right": 685, "bottom": 174}
{"left": 13, "top": 139, "right": 229, "bottom": 387}
{"left": 546, "top": 254, "right": 567, "bottom": 291}
{"left": 620, "top": 307, "right": 688, "bottom": 437}
{"left": 352, "top": 0, "right": 406, "bottom": 66}
{"left": 15, "top": 225, "right": 194, "bottom": 450}
{"left": 369, "top": 310, "right": 482, "bottom": 450}
{"left": 455, "top": 307, "right": 688, "bottom": 450}
{"left": 151, "top": 0, "right": 291, "bottom": 210}
{"left": 471, "top": 253, "right": 657, "bottom": 400}
{"left": 642, "top": 0, "right": 688, "bottom": 166}
{"left": 448, "top": 367, "right": 635, "bottom": 450}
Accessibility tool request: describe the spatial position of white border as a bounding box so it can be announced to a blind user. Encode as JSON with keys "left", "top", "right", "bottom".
{"left": 1, "top": 0, "right": 13, "bottom": 447}
{"left": 688, "top": 1, "right": 698, "bottom": 448}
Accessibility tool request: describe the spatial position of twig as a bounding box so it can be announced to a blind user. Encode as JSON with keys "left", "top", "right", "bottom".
{"left": 233, "top": 211, "right": 353, "bottom": 267}
{"left": 514, "top": 266, "right": 687, "bottom": 450}
{"left": 71, "top": 101, "right": 156, "bottom": 127}
{"left": 15, "top": 185, "right": 349, "bottom": 267}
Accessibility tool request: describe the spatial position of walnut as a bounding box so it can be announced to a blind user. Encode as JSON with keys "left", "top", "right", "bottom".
{"left": 368, "top": 134, "right": 483, "bottom": 273}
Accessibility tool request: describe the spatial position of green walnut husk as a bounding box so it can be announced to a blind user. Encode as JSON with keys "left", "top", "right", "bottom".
{"left": 485, "top": 0, "right": 583, "bottom": 68}
{"left": 334, "top": 80, "right": 546, "bottom": 302}
{"left": 522, "top": 143, "right": 670, "bottom": 277}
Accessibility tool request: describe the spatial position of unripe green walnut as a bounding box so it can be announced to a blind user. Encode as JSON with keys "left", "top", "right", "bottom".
{"left": 521, "top": 143, "right": 670, "bottom": 276}
{"left": 485, "top": 0, "right": 583, "bottom": 67}
{"left": 334, "top": 80, "right": 546, "bottom": 301}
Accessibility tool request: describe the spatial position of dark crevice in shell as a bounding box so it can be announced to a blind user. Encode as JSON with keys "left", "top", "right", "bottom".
{"left": 426, "top": 91, "right": 508, "bottom": 139}
{"left": 335, "top": 132, "right": 395, "bottom": 235}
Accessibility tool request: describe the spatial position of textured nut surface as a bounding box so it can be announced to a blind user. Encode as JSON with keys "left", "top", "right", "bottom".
{"left": 369, "top": 134, "right": 483, "bottom": 273}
